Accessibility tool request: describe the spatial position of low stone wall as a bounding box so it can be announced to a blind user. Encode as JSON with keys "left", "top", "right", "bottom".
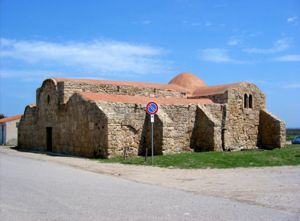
{"left": 258, "top": 110, "right": 286, "bottom": 149}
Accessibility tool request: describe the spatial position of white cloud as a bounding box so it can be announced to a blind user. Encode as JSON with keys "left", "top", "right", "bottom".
{"left": 141, "top": 20, "right": 152, "bottom": 25}
{"left": 282, "top": 83, "right": 300, "bottom": 89}
{"left": 204, "top": 22, "right": 212, "bottom": 27}
{"left": 276, "top": 54, "right": 300, "bottom": 62}
{"left": 132, "top": 20, "right": 152, "bottom": 25}
{"left": 199, "top": 48, "right": 234, "bottom": 63}
{"left": 0, "top": 69, "right": 112, "bottom": 82}
{"left": 184, "top": 21, "right": 225, "bottom": 28}
{"left": 227, "top": 36, "right": 243, "bottom": 46}
{"left": 228, "top": 39, "right": 239, "bottom": 46}
{"left": 227, "top": 32, "right": 261, "bottom": 47}
{"left": 0, "top": 38, "right": 167, "bottom": 76}
{"left": 202, "top": 22, "right": 225, "bottom": 27}
{"left": 243, "top": 38, "right": 290, "bottom": 54}
{"left": 287, "top": 16, "right": 298, "bottom": 24}
{"left": 0, "top": 70, "right": 43, "bottom": 78}
{"left": 190, "top": 22, "right": 202, "bottom": 26}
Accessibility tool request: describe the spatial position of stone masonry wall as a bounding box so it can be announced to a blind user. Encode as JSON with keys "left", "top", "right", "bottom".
{"left": 26, "top": 78, "right": 225, "bottom": 157}
{"left": 156, "top": 103, "right": 222, "bottom": 154}
{"left": 223, "top": 83, "right": 266, "bottom": 150}
{"left": 19, "top": 85, "right": 109, "bottom": 157}
{"left": 18, "top": 105, "right": 40, "bottom": 149}
{"left": 96, "top": 101, "right": 223, "bottom": 157}
{"left": 190, "top": 92, "right": 229, "bottom": 104}
{"left": 21, "top": 79, "right": 62, "bottom": 152}
{"left": 155, "top": 109, "right": 175, "bottom": 154}
{"left": 189, "top": 83, "right": 284, "bottom": 150}
{"left": 19, "top": 78, "right": 285, "bottom": 157}
{"left": 95, "top": 102, "right": 174, "bottom": 156}
{"left": 20, "top": 83, "right": 225, "bottom": 158}
{"left": 51, "top": 95, "right": 108, "bottom": 157}
{"left": 258, "top": 110, "right": 286, "bottom": 149}
{"left": 99, "top": 102, "right": 146, "bottom": 157}
{"left": 191, "top": 105, "right": 222, "bottom": 151}
{"left": 97, "top": 102, "right": 170, "bottom": 157}
{"left": 160, "top": 104, "right": 197, "bottom": 153}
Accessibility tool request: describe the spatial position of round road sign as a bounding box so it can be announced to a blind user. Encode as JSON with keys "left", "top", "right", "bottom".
{"left": 146, "top": 102, "right": 158, "bottom": 115}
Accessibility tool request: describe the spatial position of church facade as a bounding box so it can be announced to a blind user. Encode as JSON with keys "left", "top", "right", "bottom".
{"left": 18, "top": 73, "right": 286, "bottom": 157}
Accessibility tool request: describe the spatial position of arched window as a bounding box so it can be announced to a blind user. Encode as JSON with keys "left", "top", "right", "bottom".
{"left": 249, "top": 94, "right": 253, "bottom": 108}
{"left": 47, "top": 95, "right": 51, "bottom": 104}
{"left": 244, "top": 94, "right": 248, "bottom": 108}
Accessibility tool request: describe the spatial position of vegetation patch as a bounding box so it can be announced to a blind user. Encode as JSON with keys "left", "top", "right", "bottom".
{"left": 96, "top": 145, "right": 300, "bottom": 169}
{"left": 287, "top": 128, "right": 300, "bottom": 141}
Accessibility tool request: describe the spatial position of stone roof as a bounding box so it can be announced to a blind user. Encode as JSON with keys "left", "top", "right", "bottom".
{"left": 51, "top": 73, "right": 247, "bottom": 99}
{"left": 0, "top": 114, "right": 22, "bottom": 124}
{"left": 79, "top": 92, "right": 213, "bottom": 105}
{"left": 53, "top": 77, "right": 189, "bottom": 93}
{"left": 191, "top": 83, "right": 242, "bottom": 97}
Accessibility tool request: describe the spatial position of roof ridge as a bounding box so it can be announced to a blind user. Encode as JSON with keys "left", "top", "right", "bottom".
{"left": 52, "top": 77, "right": 189, "bottom": 92}
{"left": 78, "top": 92, "right": 213, "bottom": 105}
{"left": 191, "top": 82, "right": 244, "bottom": 97}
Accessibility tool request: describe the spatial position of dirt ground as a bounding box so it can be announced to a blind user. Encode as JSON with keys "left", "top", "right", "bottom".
{"left": 1, "top": 147, "right": 299, "bottom": 215}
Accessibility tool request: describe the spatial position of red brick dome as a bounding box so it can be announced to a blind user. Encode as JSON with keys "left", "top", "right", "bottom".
{"left": 168, "top": 72, "right": 206, "bottom": 91}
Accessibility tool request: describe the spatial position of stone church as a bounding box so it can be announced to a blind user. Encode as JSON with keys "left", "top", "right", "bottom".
{"left": 18, "top": 72, "right": 286, "bottom": 157}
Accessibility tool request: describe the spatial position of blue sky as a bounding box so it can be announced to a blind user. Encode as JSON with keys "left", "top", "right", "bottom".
{"left": 0, "top": 0, "right": 299, "bottom": 127}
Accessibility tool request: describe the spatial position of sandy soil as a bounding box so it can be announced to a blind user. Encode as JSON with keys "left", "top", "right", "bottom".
{"left": 1, "top": 147, "right": 300, "bottom": 214}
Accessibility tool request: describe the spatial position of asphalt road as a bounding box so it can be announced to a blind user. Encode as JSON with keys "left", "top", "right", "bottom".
{"left": 0, "top": 152, "right": 299, "bottom": 221}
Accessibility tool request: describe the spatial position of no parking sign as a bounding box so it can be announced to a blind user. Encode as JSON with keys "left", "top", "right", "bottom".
{"left": 146, "top": 102, "right": 158, "bottom": 123}
{"left": 146, "top": 102, "right": 158, "bottom": 115}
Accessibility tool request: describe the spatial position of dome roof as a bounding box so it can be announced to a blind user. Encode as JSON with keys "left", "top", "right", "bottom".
{"left": 168, "top": 72, "right": 206, "bottom": 92}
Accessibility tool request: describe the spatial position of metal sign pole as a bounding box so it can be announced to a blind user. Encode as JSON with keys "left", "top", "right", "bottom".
{"left": 146, "top": 102, "right": 158, "bottom": 165}
{"left": 151, "top": 115, "right": 154, "bottom": 164}
{"left": 150, "top": 114, "right": 154, "bottom": 164}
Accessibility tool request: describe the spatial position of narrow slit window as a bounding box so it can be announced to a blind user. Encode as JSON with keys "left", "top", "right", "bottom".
{"left": 249, "top": 94, "right": 253, "bottom": 108}
{"left": 244, "top": 94, "right": 248, "bottom": 108}
{"left": 47, "top": 95, "right": 50, "bottom": 104}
